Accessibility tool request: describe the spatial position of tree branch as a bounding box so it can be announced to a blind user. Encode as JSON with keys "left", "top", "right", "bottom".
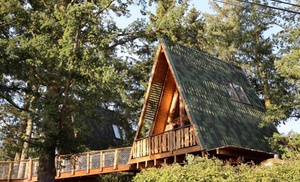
{"left": 95, "top": 0, "right": 114, "bottom": 17}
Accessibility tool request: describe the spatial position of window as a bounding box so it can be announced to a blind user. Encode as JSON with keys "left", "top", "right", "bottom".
{"left": 112, "top": 125, "right": 121, "bottom": 139}
{"left": 226, "top": 83, "right": 240, "bottom": 101}
{"left": 225, "top": 83, "right": 251, "bottom": 104}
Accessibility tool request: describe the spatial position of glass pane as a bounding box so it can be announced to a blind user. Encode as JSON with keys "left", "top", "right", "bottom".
{"left": 112, "top": 125, "right": 121, "bottom": 139}
{"left": 226, "top": 83, "right": 240, "bottom": 101}
{"left": 233, "top": 84, "right": 251, "bottom": 104}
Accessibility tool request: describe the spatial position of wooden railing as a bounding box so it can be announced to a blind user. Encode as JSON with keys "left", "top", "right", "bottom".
{"left": 0, "top": 159, "right": 39, "bottom": 181}
{"left": 131, "top": 125, "right": 197, "bottom": 159}
{"left": 0, "top": 147, "right": 131, "bottom": 181}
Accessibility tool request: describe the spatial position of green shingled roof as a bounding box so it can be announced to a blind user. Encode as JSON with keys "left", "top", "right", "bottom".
{"left": 161, "top": 39, "right": 277, "bottom": 152}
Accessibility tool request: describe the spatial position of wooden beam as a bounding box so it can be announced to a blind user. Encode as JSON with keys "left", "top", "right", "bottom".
{"left": 215, "top": 148, "right": 272, "bottom": 161}
{"left": 55, "top": 165, "right": 131, "bottom": 179}
{"left": 166, "top": 90, "right": 179, "bottom": 130}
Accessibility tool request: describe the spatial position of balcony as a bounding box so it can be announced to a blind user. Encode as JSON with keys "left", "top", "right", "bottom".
{"left": 131, "top": 125, "right": 199, "bottom": 161}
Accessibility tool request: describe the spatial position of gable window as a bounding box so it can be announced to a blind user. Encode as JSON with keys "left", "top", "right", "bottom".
{"left": 225, "top": 83, "right": 251, "bottom": 104}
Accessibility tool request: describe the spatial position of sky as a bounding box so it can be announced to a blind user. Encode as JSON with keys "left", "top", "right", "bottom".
{"left": 116, "top": 0, "right": 299, "bottom": 134}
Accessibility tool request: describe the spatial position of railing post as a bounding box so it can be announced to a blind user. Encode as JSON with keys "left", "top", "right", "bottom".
{"left": 113, "top": 149, "right": 118, "bottom": 170}
{"left": 99, "top": 151, "right": 103, "bottom": 172}
{"left": 148, "top": 137, "right": 151, "bottom": 156}
{"left": 56, "top": 157, "right": 61, "bottom": 177}
{"left": 71, "top": 156, "right": 75, "bottom": 176}
{"left": 28, "top": 159, "right": 33, "bottom": 181}
{"left": 7, "top": 161, "right": 13, "bottom": 181}
{"left": 86, "top": 153, "right": 90, "bottom": 174}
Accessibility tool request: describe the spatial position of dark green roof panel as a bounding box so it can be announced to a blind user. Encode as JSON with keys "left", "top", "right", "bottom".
{"left": 161, "top": 39, "right": 277, "bottom": 152}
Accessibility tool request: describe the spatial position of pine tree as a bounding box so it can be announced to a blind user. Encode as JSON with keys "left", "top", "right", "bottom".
{"left": 0, "top": 0, "right": 147, "bottom": 181}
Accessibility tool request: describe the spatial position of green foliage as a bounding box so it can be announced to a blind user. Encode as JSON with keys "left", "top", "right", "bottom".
{"left": 147, "top": 0, "right": 207, "bottom": 51}
{"left": 134, "top": 155, "right": 300, "bottom": 182}
{"left": 0, "top": 0, "right": 148, "bottom": 180}
{"left": 272, "top": 1, "right": 300, "bottom": 122}
{"left": 100, "top": 172, "right": 136, "bottom": 182}
{"left": 269, "top": 132, "right": 300, "bottom": 160}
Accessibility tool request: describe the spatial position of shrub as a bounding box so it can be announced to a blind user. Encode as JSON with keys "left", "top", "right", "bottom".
{"left": 133, "top": 155, "right": 300, "bottom": 182}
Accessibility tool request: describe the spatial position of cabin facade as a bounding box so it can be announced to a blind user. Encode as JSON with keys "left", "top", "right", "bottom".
{"left": 128, "top": 39, "right": 278, "bottom": 168}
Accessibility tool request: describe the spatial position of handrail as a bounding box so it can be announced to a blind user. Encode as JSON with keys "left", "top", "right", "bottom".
{"left": 151, "top": 124, "right": 191, "bottom": 137}
{"left": 0, "top": 147, "right": 131, "bottom": 181}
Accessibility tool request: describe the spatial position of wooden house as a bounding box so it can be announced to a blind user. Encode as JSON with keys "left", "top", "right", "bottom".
{"left": 128, "top": 39, "right": 278, "bottom": 169}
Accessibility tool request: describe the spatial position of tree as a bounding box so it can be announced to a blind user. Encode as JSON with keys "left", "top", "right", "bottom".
{"left": 269, "top": 132, "right": 300, "bottom": 160}
{"left": 271, "top": 0, "right": 300, "bottom": 122}
{"left": 0, "top": 0, "right": 147, "bottom": 181}
{"left": 145, "top": 0, "right": 207, "bottom": 50}
{"left": 203, "top": 0, "right": 293, "bottom": 126}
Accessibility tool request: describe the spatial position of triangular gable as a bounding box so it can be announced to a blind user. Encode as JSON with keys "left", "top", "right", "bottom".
{"left": 134, "top": 39, "right": 277, "bottom": 154}
{"left": 134, "top": 43, "right": 198, "bottom": 141}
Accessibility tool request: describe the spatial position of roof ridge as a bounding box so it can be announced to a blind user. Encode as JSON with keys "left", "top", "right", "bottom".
{"left": 161, "top": 38, "right": 242, "bottom": 70}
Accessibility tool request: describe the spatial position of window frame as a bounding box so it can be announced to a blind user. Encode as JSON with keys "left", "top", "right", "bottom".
{"left": 225, "top": 82, "right": 251, "bottom": 105}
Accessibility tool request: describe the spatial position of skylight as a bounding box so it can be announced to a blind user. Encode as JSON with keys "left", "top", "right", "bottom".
{"left": 225, "top": 83, "right": 251, "bottom": 105}
{"left": 112, "top": 125, "right": 121, "bottom": 139}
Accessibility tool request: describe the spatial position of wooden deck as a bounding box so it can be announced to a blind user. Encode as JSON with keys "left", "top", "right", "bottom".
{"left": 129, "top": 125, "right": 202, "bottom": 168}
{"left": 0, "top": 147, "right": 131, "bottom": 182}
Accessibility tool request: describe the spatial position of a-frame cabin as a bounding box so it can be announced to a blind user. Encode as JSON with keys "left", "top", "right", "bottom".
{"left": 128, "top": 39, "right": 278, "bottom": 169}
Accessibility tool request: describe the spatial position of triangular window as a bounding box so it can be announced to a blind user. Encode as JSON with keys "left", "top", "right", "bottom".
{"left": 226, "top": 83, "right": 240, "bottom": 101}
{"left": 225, "top": 83, "right": 251, "bottom": 105}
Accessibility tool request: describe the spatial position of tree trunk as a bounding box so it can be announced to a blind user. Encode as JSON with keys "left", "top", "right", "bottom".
{"left": 14, "top": 94, "right": 31, "bottom": 161}
{"left": 17, "top": 114, "right": 33, "bottom": 178}
{"left": 37, "top": 141, "right": 56, "bottom": 182}
{"left": 14, "top": 114, "right": 27, "bottom": 161}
